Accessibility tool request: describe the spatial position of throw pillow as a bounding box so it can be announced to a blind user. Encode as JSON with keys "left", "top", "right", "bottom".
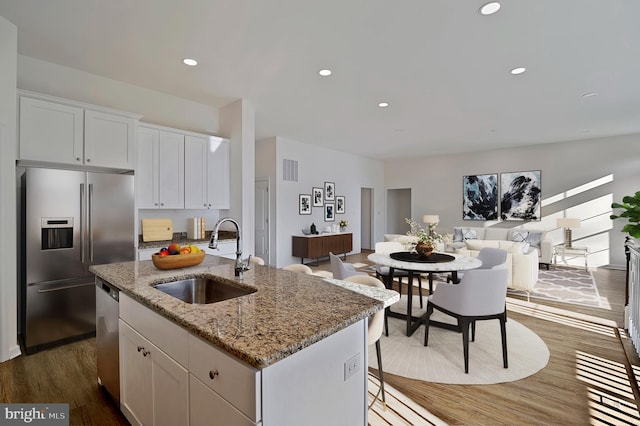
{"left": 512, "top": 230, "right": 529, "bottom": 242}
{"left": 528, "top": 232, "right": 543, "bottom": 249}
{"left": 463, "top": 229, "right": 477, "bottom": 240}
{"left": 453, "top": 227, "right": 463, "bottom": 242}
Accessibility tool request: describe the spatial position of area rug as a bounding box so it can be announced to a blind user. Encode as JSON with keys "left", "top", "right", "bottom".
{"left": 368, "top": 373, "right": 447, "bottom": 426}
{"left": 370, "top": 313, "right": 549, "bottom": 385}
{"left": 507, "top": 266, "right": 602, "bottom": 308}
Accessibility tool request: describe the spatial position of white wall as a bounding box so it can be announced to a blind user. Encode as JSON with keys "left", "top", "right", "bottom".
{"left": 267, "top": 137, "right": 385, "bottom": 267}
{"left": 384, "top": 134, "right": 640, "bottom": 268}
{"left": 0, "top": 16, "right": 19, "bottom": 361}
{"left": 18, "top": 56, "right": 219, "bottom": 135}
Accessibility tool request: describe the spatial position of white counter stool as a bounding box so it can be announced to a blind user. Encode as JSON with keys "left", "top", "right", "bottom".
{"left": 345, "top": 274, "right": 387, "bottom": 409}
{"left": 282, "top": 264, "right": 313, "bottom": 274}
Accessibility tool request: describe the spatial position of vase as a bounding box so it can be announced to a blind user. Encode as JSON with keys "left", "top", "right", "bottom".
{"left": 415, "top": 242, "right": 433, "bottom": 259}
{"left": 340, "top": 226, "right": 346, "bottom": 232}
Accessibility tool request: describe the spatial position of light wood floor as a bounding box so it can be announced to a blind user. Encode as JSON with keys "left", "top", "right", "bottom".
{"left": 318, "top": 251, "right": 640, "bottom": 426}
{"left": 1, "top": 252, "right": 639, "bottom": 425}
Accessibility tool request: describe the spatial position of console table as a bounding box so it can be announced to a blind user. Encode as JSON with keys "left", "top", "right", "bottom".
{"left": 292, "top": 233, "right": 352, "bottom": 265}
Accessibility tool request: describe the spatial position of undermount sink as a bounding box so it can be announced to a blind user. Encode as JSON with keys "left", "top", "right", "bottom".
{"left": 153, "top": 276, "right": 256, "bottom": 304}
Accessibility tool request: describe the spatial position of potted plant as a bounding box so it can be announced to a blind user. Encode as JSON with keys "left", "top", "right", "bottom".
{"left": 405, "top": 218, "right": 445, "bottom": 258}
{"left": 611, "top": 192, "right": 640, "bottom": 238}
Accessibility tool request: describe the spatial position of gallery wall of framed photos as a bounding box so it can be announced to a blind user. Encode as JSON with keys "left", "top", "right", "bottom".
{"left": 298, "top": 181, "right": 346, "bottom": 221}
{"left": 463, "top": 170, "right": 541, "bottom": 221}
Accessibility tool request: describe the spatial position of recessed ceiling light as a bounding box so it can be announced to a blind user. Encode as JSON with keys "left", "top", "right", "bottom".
{"left": 479, "top": 2, "right": 501, "bottom": 15}
{"left": 510, "top": 67, "right": 526, "bottom": 75}
{"left": 378, "top": 102, "right": 389, "bottom": 108}
{"left": 318, "top": 69, "right": 332, "bottom": 76}
{"left": 183, "top": 58, "right": 198, "bottom": 66}
{"left": 582, "top": 92, "right": 598, "bottom": 98}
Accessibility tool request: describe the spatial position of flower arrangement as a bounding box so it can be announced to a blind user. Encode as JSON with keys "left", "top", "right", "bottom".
{"left": 405, "top": 217, "right": 445, "bottom": 247}
{"left": 339, "top": 220, "right": 349, "bottom": 228}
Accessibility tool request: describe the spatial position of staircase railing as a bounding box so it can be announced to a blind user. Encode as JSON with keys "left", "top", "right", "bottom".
{"left": 627, "top": 242, "right": 640, "bottom": 357}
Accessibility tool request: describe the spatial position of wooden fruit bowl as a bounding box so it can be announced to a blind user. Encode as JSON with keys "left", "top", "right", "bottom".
{"left": 151, "top": 251, "right": 205, "bottom": 270}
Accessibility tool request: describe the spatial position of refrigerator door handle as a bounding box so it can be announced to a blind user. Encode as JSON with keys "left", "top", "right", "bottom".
{"left": 80, "top": 183, "right": 86, "bottom": 263}
{"left": 89, "top": 183, "right": 94, "bottom": 262}
{"left": 36, "top": 282, "right": 95, "bottom": 293}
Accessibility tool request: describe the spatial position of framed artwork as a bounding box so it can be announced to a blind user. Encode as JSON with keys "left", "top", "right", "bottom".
{"left": 336, "top": 196, "right": 345, "bottom": 214}
{"left": 299, "top": 194, "right": 311, "bottom": 215}
{"left": 324, "top": 203, "right": 335, "bottom": 222}
{"left": 462, "top": 174, "right": 498, "bottom": 220}
{"left": 500, "top": 170, "right": 542, "bottom": 221}
{"left": 324, "top": 182, "right": 335, "bottom": 201}
{"left": 312, "top": 187, "right": 324, "bottom": 207}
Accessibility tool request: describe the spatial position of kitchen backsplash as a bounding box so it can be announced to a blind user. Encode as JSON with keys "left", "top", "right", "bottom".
{"left": 138, "top": 230, "right": 237, "bottom": 249}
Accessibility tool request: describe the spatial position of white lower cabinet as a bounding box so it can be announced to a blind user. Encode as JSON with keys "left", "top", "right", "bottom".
{"left": 188, "top": 334, "right": 261, "bottom": 424}
{"left": 189, "top": 375, "right": 256, "bottom": 426}
{"left": 118, "top": 293, "right": 366, "bottom": 426}
{"left": 119, "top": 320, "right": 189, "bottom": 426}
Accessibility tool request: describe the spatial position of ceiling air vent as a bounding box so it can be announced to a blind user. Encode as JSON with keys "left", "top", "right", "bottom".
{"left": 282, "top": 159, "right": 298, "bottom": 182}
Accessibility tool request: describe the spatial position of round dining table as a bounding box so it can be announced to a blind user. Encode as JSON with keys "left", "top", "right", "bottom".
{"left": 367, "top": 251, "right": 482, "bottom": 336}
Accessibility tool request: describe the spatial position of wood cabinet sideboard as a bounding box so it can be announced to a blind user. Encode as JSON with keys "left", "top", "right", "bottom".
{"left": 292, "top": 233, "right": 352, "bottom": 264}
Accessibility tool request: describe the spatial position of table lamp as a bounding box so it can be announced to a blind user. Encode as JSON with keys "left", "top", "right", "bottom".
{"left": 422, "top": 215, "right": 440, "bottom": 225}
{"left": 556, "top": 218, "right": 581, "bottom": 248}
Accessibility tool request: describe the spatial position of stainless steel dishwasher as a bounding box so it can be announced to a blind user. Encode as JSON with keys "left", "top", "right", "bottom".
{"left": 96, "top": 277, "right": 120, "bottom": 406}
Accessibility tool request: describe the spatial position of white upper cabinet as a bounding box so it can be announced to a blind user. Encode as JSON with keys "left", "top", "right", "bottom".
{"left": 19, "top": 96, "right": 84, "bottom": 165}
{"left": 84, "top": 109, "right": 137, "bottom": 169}
{"left": 18, "top": 92, "right": 139, "bottom": 170}
{"left": 184, "top": 135, "right": 230, "bottom": 209}
{"left": 137, "top": 125, "right": 185, "bottom": 209}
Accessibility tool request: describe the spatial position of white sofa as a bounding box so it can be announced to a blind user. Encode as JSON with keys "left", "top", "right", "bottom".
{"left": 385, "top": 227, "right": 546, "bottom": 292}
{"left": 447, "top": 226, "right": 553, "bottom": 268}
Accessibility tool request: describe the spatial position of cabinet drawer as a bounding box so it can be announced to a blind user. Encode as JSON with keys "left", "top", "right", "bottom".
{"left": 188, "top": 334, "right": 261, "bottom": 421}
{"left": 189, "top": 375, "right": 256, "bottom": 426}
{"left": 120, "top": 293, "right": 189, "bottom": 367}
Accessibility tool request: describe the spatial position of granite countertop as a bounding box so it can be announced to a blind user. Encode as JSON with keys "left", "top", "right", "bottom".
{"left": 138, "top": 230, "right": 237, "bottom": 250}
{"left": 90, "top": 256, "right": 398, "bottom": 369}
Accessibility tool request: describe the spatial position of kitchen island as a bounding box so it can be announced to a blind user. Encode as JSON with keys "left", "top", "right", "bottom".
{"left": 90, "top": 255, "right": 398, "bottom": 426}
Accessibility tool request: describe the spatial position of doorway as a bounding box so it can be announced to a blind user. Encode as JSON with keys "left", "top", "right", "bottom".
{"left": 254, "top": 179, "right": 269, "bottom": 264}
{"left": 360, "top": 187, "right": 373, "bottom": 250}
{"left": 386, "top": 188, "right": 412, "bottom": 234}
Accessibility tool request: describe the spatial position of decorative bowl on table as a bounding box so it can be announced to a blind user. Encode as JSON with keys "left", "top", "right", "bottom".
{"left": 151, "top": 251, "right": 205, "bottom": 270}
{"left": 301, "top": 228, "right": 311, "bottom": 235}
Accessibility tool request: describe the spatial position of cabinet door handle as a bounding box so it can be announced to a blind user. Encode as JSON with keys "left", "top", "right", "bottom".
{"left": 143, "top": 349, "right": 150, "bottom": 357}
{"left": 76, "top": 157, "right": 81, "bottom": 161}
{"left": 209, "top": 369, "right": 219, "bottom": 380}
{"left": 137, "top": 346, "right": 143, "bottom": 352}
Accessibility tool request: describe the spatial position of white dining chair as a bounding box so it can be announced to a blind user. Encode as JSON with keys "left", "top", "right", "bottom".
{"left": 424, "top": 267, "right": 509, "bottom": 373}
{"left": 329, "top": 252, "right": 367, "bottom": 280}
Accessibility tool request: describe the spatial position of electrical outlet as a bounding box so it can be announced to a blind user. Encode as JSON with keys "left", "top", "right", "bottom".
{"left": 344, "top": 353, "right": 361, "bottom": 381}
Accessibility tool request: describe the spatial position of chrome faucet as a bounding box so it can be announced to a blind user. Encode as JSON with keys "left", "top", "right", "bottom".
{"left": 209, "top": 217, "right": 250, "bottom": 278}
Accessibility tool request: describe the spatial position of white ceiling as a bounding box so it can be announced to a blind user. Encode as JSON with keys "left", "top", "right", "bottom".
{"left": 2, "top": 0, "right": 640, "bottom": 160}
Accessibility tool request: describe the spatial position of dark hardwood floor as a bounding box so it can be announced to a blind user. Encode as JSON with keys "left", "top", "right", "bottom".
{"left": 1, "top": 251, "right": 639, "bottom": 425}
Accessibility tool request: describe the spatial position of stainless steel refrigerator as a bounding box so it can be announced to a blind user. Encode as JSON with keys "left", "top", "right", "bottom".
{"left": 20, "top": 167, "right": 134, "bottom": 354}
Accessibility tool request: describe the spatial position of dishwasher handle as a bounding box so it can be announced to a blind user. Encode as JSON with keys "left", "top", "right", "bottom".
{"left": 97, "top": 278, "right": 119, "bottom": 302}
